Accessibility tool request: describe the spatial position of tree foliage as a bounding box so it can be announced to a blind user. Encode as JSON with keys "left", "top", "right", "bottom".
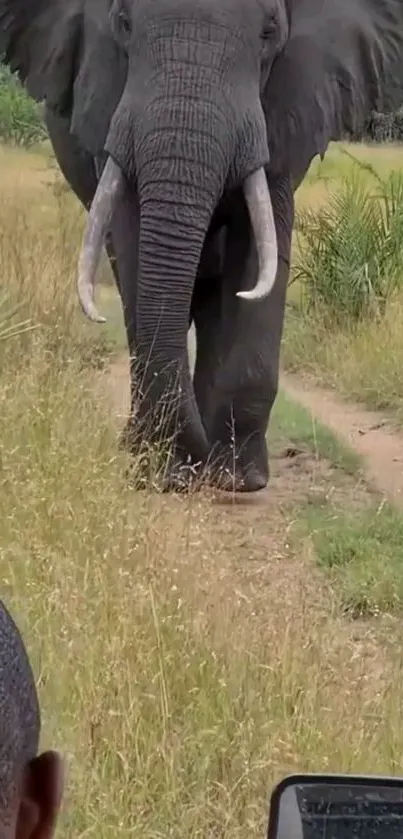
{"left": 360, "top": 107, "right": 403, "bottom": 144}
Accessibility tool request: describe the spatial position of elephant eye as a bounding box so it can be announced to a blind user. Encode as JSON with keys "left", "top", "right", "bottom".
{"left": 110, "top": 0, "right": 132, "bottom": 43}
{"left": 261, "top": 15, "right": 277, "bottom": 40}
{"left": 118, "top": 8, "right": 132, "bottom": 36}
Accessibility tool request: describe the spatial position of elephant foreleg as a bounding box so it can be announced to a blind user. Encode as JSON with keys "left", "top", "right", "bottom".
{"left": 191, "top": 228, "right": 225, "bottom": 437}
{"left": 206, "top": 175, "right": 294, "bottom": 492}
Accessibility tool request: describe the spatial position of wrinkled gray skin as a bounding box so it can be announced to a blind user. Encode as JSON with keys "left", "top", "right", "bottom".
{"left": 1, "top": 0, "right": 403, "bottom": 492}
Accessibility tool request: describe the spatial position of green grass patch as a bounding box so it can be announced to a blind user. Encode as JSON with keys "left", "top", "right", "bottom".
{"left": 302, "top": 500, "right": 403, "bottom": 618}
{"left": 270, "top": 390, "right": 361, "bottom": 475}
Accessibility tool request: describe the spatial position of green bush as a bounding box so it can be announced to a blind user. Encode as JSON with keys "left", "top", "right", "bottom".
{"left": 0, "top": 64, "right": 46, "bottom": 147}
{"left": 293, "top": 159, "right": 403, "bottom": 322}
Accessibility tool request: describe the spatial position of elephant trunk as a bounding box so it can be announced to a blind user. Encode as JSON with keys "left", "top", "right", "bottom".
{"left": 131, "top": 119, "right": 227, "bottom": 458}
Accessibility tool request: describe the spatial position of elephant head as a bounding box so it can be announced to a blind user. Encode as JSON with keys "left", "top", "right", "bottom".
{"left": 1, "top": 0, "right": 403, "bottom": 478}
{"left": 77, "top": 0, "right": 282, "bottom": 323}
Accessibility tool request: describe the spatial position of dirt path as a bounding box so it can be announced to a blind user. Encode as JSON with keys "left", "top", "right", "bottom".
{"left": 283, "top": 372, "right": 403, "bottom": 507}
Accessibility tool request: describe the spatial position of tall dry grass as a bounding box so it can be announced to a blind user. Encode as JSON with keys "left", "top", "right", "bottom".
{"left": 2, "top": 144, "right": 403, "bottom": 837}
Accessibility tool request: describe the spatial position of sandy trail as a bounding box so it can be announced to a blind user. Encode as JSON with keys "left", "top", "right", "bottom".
{"left": 282, "top": 373, "right": 403, "bottom": 507}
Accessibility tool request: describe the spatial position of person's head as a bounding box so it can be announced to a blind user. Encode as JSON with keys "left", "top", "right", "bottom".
{"left": 0, "top": 600, "right": 63, "bottom": 839}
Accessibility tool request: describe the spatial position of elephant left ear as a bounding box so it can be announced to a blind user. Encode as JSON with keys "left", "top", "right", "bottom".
{"left": 264, "top": 0, "right": 403, "bottom": 183}
{"left": 0, "top": 0, "right": 82, "bottom": 111}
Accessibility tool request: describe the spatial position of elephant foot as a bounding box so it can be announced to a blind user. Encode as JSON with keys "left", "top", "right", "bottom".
{"left": 159, "top": 464, "right": 200, "bottom": 493}
{"left": 160, "top": 458, "right": 267, "bottom": 494}
{"left": 158, "top": 452, "right": 207, "bottom": 493}
{"left": 210, "top": 464, "right": 268, "bottom": 493}
{"left": 124, "top": 452, "right": 204, "bottom": 493}
{"left": 119, "top": 420, "right": 268, "bottom": 494}
{"left": 232, "top": 465, "right": 268, "bottom": 493}
{"left": 207, "top": 440, "right": 269, "bottom": 493}
{"left": 119, "top": 425, "right": 205, "bottom": 493}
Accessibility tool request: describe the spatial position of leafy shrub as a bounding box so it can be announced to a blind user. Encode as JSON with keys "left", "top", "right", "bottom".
{"left": 0, "top": 64, "right": 46, "bottom": 147}
{"left": 293, "top": 157, "right": 403, "bottom": 322}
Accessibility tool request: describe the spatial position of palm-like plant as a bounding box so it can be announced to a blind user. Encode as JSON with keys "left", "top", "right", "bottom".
{"left": 293, "top": 153, "right": 403, "bottom": 322}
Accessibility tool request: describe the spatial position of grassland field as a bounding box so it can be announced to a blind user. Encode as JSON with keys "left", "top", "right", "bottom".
{"left": 1, "top": 139, "right": 403, "bottom": 837}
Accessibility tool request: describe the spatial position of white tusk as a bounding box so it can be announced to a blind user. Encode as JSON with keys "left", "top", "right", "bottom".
{"left": 77, "top": 156, "right": 124, "bottom": 323}
{"left": 237, "top": 167, "right": 278, "bottom": 301}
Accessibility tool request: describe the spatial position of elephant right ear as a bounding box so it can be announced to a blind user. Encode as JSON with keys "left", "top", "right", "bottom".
{"left": 0, "top": 0, "right": 83, "bottom": 111}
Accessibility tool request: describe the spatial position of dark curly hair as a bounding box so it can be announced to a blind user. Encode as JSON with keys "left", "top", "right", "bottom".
{"left": 0, "top": 600, "right": 40, "bottom": 814}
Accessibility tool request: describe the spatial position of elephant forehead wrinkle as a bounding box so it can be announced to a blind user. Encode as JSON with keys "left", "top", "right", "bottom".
{"left": 142, "top": 89, "right": 230, "bottom": 118}
{"left": 135, "top": 132, "right": 231, "bottom": 188}
{"left": 162, "top": 74, "right": 232, "bottom": 104}
{"left": 139, "top": 182, "right": 220, "bottom": 210}
{"left": 138, "top": 163, "right": 226, "bottom": 203}
{"left": 144, "top": 17, "right": 254, "bottom": 66}
{"left": 139, "top": 102, "right": 231, "bottom": 139}
{"left": 135, "top": 98, "right": 234, "bottom": 157}
{"left": 153, "top": 35, "right": 227, "bottom": 68}
{"left": 140, "top": 69, "right": 239, "bottom": 115}
{"left": 137, "top": 136, "right": 230, "bottom": 170}
{"left": 147, "top": 16, "right": 248, "bottom": 46}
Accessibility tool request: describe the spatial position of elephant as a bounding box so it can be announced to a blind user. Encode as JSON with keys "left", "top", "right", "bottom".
{"left": 1, "top": 0, "right": 403, "bottom": 492}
